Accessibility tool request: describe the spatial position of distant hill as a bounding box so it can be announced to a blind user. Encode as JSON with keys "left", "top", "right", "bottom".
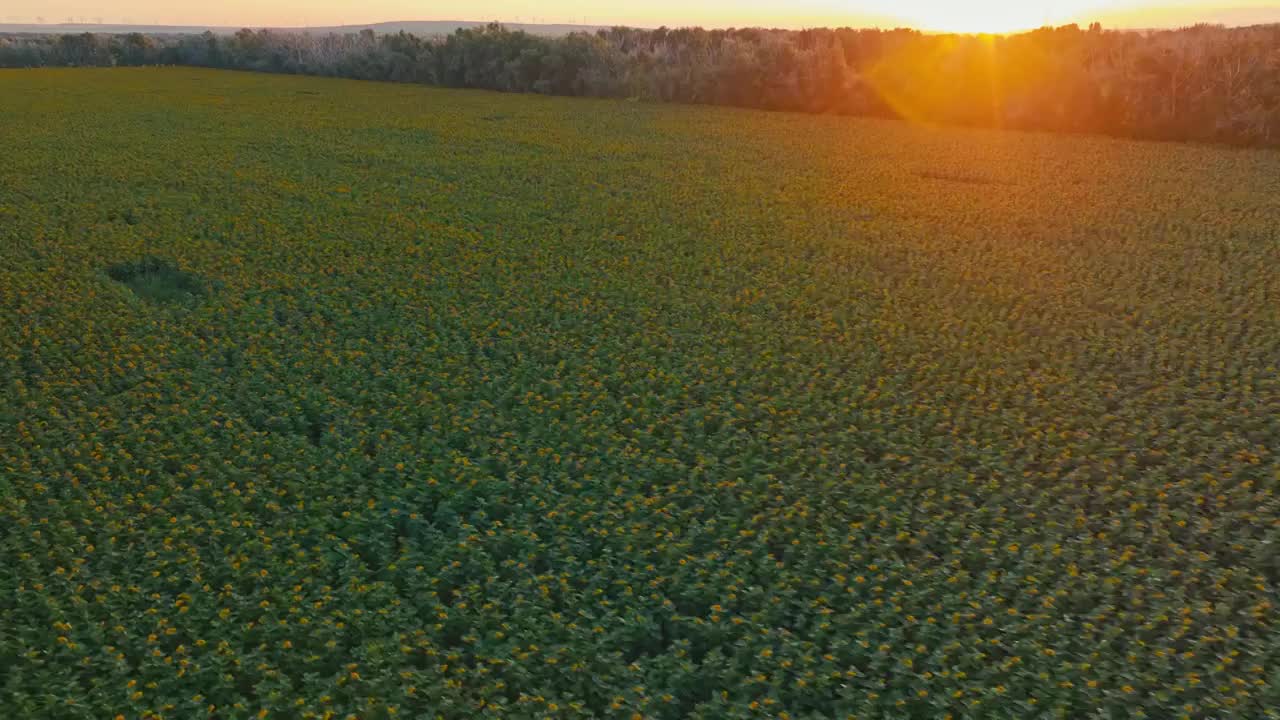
{"left": 295, "top": 21, "right": 612, "bottom": 36}
{"left": 0, "top": 23, "right": 234, "bottom": 35}
{"left": 1086, "top": 5, "right": 1280, "bottom": 29}
{"left": 2, "top": 7, "right": 1279, "bottom": 38}
{"left": 0, "top": 20, "right": 610, "bottom": 37}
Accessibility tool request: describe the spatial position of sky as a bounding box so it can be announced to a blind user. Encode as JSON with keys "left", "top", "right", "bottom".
{"left": 5, "top": 0, "right": 1280, "bottom": 32}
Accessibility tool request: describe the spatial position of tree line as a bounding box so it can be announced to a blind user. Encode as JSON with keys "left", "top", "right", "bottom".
{"left": 3, "top": 22, "right": 1279, "bottom": 146}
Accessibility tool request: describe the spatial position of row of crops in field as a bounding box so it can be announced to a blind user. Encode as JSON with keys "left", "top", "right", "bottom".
{"left": 2, "top": 68, "right": 1279, "bottom": 719}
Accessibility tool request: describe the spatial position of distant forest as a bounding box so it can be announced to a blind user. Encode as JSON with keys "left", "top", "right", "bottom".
{"left": 3, "top": 23, "right": 1279, "bottom": 146}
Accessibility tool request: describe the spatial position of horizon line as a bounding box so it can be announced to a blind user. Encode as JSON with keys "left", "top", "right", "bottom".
{"left": 3, "top": 10, "right": 1279, "bottom": 34}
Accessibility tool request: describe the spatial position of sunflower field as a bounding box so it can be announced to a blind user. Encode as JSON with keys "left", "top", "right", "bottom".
{"left": 1, "top": 68, "right": 1278, "bottom": 719}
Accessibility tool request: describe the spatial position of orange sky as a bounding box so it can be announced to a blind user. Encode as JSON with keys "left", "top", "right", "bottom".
{"left": 6, "top": 0, "right": 1280, "bottom": 32}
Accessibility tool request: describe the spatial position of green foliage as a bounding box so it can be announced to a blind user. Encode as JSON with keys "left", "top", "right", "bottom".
{"left": 106, "top": 257, "right": 208, "bottom": 304}
{"left": 1, "top": 68, "right": 1279, "bottom": 720}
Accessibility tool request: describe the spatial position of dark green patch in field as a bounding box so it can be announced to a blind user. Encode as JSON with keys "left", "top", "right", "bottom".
{"left": 106, "top": 256, "right": 208, "bottom": 304}
{"left": 105, "top": 207, "right": 142, "bottom": 225}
